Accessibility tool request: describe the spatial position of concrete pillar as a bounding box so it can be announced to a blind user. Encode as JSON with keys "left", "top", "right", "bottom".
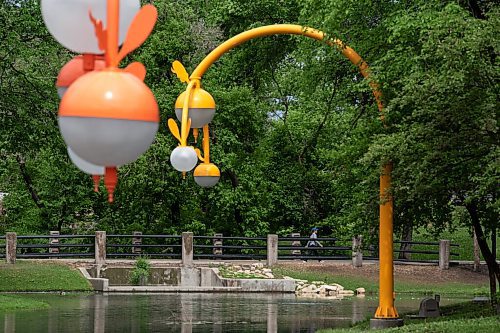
{"left": 439, "top": 239, "right": 450, "bottom": 270}
{"left": 6, "top": 232, "right": 17, "bottom": 264}
{"left": 95, "top": 231, "right": 106, "bottom": 265}
{"left": 352, "top": 235, "right": 363, "bottom": 267}
{"left": 267, "top": 301, "right": 278, "bottom": 333}
{"left": 132, "top": 231, "right": 142, "bottom": 254}
{"left": 267, "top": 234, "right": 278, "bottom": 267}
{"left": 49, "top": 231, "right": 60, "bottom": 254}
{"left": 182, "top": 232, "right": 193, "bottom": 266}
{"left": 290, "top": 233, "right": 301, "bottom": 257}
{"left": 213, "top": 233, "right": 223, "bottom": 257}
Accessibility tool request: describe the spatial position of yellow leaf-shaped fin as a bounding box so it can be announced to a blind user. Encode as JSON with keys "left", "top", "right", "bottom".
{"left": 167, "top": 118, "right": 182, "bottom": 143}
{"left": 171, "top": 60, "right": 190, "bottom": 84}
{"left": 194, "top": 148, "right": 204, "bottom": 162}
{"left": 182, "top": 118, "right": 192, "bottom": 143}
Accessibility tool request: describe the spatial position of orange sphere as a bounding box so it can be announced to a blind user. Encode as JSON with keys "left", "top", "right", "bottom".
{"left": 56, "top": 55, "right": 106, "bottom": 98}
{"left": 58, "top": 69, "right": 159, "bottom": 166}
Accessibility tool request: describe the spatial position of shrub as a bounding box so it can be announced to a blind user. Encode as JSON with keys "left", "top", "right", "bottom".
{"left": 129, "top": 257, "right": 151, "bottom": 285}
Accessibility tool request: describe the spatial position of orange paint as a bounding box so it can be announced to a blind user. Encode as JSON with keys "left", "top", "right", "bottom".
{"left": 104, "top": 167, "right": 118, "bottom": 203}
{"left": 59, "top": 69, "right": 159, "bottom": 122}
{"left": 56, "top": 55, "right": 106, "bottom": 88}
{"left": 92, "top": 175, "right": 101, "bottom": 192}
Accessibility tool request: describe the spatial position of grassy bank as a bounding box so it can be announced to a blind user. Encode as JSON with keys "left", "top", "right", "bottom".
{"left": 409, "top": 227, "right": 499, "bottom": 261}
{"left": 272, "top": 266, "right": 489, "bottom": 295}
{"left": 0, "top": 260, "right": 91, "bottom": 292}
{"left": 0, "top": 295, "right": 50, "bottom": 311}
{"left": 318, "top": 301, "right": 498, "bottom": 333}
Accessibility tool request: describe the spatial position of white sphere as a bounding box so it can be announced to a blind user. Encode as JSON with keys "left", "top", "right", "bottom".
{"left": 60, "top": 117, "right": 159, "bottom": 166}
{"left": 41, "top": 0, "right": 140, "bottom": 54}
{"left": 175, "top": 108, "right": 215, "bottom": 128}
{"left": 57, "top": 87, "right": 68, "bottom": 99}
{"left": 170, "top": 147, "right": 198, "bottom": 172}
{"left": 67, "top": 147, "right": 105, "bottom": 175}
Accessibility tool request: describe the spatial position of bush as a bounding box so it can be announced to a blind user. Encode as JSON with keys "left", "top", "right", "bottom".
{"left": 129, "top": 257, "right": 151, "bottom": 285}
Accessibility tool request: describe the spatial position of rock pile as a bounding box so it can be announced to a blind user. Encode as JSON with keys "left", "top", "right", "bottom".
{"left": 220, "top": 263, "right": 275, "bottom": 279}
{"left": 283, "top": 276, "right": 364, "bottom": 298}
{"left": 218, "top": 264, "right": 365, "bottom": 298}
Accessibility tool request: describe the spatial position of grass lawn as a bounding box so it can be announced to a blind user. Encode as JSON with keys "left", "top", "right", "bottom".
{"left": 272, "top": 265, "right": 489, "bottom": 295}
{"left": 409, "top": 227, "right": 499, "bottom": 262}
{"left": 0, "top": 260, "right": 91, "bottom": 292}
{"left": 318, "top": 301, "right": 499, "bottom": 333}
{"left": 0, "top": 294, "right": 50, "bottom": 312}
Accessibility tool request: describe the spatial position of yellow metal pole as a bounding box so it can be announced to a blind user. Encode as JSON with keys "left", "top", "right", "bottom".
{"left": 375, "top": 162, "right": 398, "bottom": 318}
{"left": 202, "top": 125, "right": 210, "bottom": 163}
{"left": 188, "top": 24, "right": 398, "bottom": 320}
{"left": 180, "top": 80, "right": 197, "bottom": 146}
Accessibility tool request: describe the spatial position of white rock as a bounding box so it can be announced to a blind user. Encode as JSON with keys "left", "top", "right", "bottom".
{"left": 265, "top": 272, "right": 274, "bottom": 279}
{"left": 355, "top": 287, "right": 365, "bottom": 295}
{"left": 262, "top": 268, "right": 272, "bottom": 273}
{"left": 328, "top": 290, "right": 338, "bottom": 296}
{"left": 320, "top": 285, "right": 339, "bottom": 292}
{"left": 312, "top": 281, "right": 325, "bottom": 285}
{"left": 339, "top": 290, "right": 355, "bottom": 296}
{"left": 331, "top": 283, "right": 344, "bottom": 291}
{"left": 301, "top": 284, "right": 318, "bottom": 294}
{"left": 283, "top": 276, "right": 295, "bottom": 280}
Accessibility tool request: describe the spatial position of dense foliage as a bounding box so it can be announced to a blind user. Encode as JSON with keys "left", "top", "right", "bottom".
{"left": 0, "top": 1, "right": 498, "bottom": 288}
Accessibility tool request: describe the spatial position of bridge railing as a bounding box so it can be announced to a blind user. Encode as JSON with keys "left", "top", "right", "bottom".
{"left": 277, "top": 237, "right": 351, "bottom": 261}
{"left": 2, "top": 232, "right": 459, "bottom": 269}
{"left": 106, "top": 234, "right": 181, "bottom": 259}
{"left": 193, "top": 235, "right": 267, "bottom": 260}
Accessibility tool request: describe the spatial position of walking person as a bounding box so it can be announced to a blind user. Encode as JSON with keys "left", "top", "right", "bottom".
{"left": 305, "top": 227, "right": 323, "bottom": 262}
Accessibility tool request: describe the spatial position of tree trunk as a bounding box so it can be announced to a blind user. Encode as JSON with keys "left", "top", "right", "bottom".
{"left": 466, "top": 203, "right": 499, "bottom": 307}
{"left": 398, "top": 221, "right": 413, "bottom": 260}
{"left": 224, "top": 170, "right": 245, "bottom": 234}
{"left": 473, "top": 228, "right": 481, "bottom": 272}
{"left": 16, "top": 153, "right": 50, "bottom": 231}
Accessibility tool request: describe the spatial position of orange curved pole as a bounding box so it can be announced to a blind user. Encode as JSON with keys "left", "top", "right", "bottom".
{"left": 188, "top": 24, "right": 396, "bottom": 319}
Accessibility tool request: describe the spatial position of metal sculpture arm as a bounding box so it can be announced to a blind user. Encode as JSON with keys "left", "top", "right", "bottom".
{"left": 168, "top": 23, "right": 397, "bottom": 321}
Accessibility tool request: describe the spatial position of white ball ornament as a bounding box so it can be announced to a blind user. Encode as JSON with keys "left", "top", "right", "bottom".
{"left": 170, "top": 146, "right": 198, "bottom": 172}
{"left": 41, "top": 0, "right": 140, "bottom": 54}
{"left": 67, "top": 147, "right": 105, "bottom": 175}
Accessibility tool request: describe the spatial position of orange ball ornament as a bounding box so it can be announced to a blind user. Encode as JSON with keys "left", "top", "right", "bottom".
{"left": 58, "top": 69, "right": 159, "bottom": 166}
{"left": 56, "top": 55, "right": 106, "bottom": 98}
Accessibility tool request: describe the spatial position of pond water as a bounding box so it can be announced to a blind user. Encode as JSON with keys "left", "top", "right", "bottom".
{"left": 1, "top": 293, "right": 466, "bottom": 332}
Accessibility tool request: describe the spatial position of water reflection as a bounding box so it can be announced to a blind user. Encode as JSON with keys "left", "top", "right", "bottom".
{"left": 1, "top": 293, "right": 463, "bottom": 333}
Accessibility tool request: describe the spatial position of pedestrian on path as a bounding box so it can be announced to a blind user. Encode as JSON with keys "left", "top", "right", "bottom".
{"left": 305, "top": 227, "right": 323, "bottom": 262}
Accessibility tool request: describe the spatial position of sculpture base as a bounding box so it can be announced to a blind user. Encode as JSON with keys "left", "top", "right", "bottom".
{"left": 370, "top": 318, "right": 404, "bottom": 330}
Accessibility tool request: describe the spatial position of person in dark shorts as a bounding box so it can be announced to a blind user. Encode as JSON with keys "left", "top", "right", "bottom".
{"left": 305, "top": 227, "right": 323, "bottom": 262}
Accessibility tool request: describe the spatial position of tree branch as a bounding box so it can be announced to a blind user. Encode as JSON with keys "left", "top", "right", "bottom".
{"left": 16, "top": 154, "right": 44, "bottom": 210}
